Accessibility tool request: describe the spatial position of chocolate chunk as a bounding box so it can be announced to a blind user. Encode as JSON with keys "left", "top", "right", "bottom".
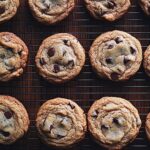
{"left": 47, "top": 48, "right": 55, "bottom": 57}
{"left": 130, "top": 46, "right": 136, "bottom": 55}
{"left": 68, "top": 102, "right": 75, "bottom": 109}
{"left": 115, "top": 37, "right": 123, "bottom": 44}
{"left": 111, "top": 73, "right": 119, "bottom": 81}
{"left": 57, "top": 134, "right": 65, "bottom": 139}
{"left": 63, "top": 40, "right": 68, "bottom": 45}
{"left": 49, "top": 125, "right": 54, "bottom": 132}
{"left": 53, "top": 64, "right": 60, "bottom": 73}
{"left": 124, "top": 57, "right": 130, "bottom": 65}
{"left": 40, "top": 58, "right": 46, "bottom": 65}
{"left": 0, "top": 7, "right": 5, "bottom": 14}
{"left": 113, "top": 118, "right": 120, "bottom": 125}
{"left": 0, "top": 130, "right": 10, "bottom": 137}
{"left": 101, "top": 125, "right": 109, "bottom": 130}
{"left": 7, "top": 48, "right": 13, "bottom": 51}
{"left": 107, "top": 44, "right": 114, "bottom": 49}
{"left": 91, "top": 110, "right": 98, "bottom": 118}
{"left": 106, "top": 57, "right": 113, "bottom": 64}
{"left": 68, "top": 60, "right": 74, "bottom": 68}
{"left": 107, "top": 1, "right": 116, "bottom": 9}
{"left": 18, "top": 50, "right": 22, "bottom": 56}
{"left": 4, "top": 111, "right": 13, "bottom": 119}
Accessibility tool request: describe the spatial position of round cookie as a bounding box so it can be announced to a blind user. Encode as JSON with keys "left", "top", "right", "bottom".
{"left": 0, "top": 95, "right": 30, "bottom": 145}
{"left": 84, "top": 0, "right": 131, "bottom": 21}
{"left": 36, "top": 98, "right": 87, "bottom": 148}
{"left": 145, "top": 112, "right": 150, "bottom": 141}
{"left": 143, "top": 45, "right": 150, "bottom": 76}
{"left": 35, "top": 33, "right": 85, "bottom": 84}
{"left": 0, "top": 0, "right": 20, "bottom": 24}
{"left": 88, "top": 97, "right": 141, "bottom": 150}
{"left": 28, "top": 0, "right": 75, "bottom": 25}
{"left": 89, "top": 30, "right": 142, "bottom": 81}
{"left": 0, "top": 32, "right": 28, "bottom": 82}
{"left": 139, "top": 0, "right": 150, "bottom": 16}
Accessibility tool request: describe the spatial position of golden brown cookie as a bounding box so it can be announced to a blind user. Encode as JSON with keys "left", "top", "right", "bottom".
{"left": 36, "top": 98, "right": 87, "bottom": 148}
{"left": 35, "top": 33, "right": 85, "bottom": 84}
{"left": 84, "top": 0, "right": 131, "bottom": 21}
{"left": 0, "top": 95, "right": 30, "bottom": 145}
{"left": 143, "top": 45, "right": 150, "bottom": 77}
{"left": 88, "top": 97, "right": 141, "bottom": 150}
{"left": 0, "top": 32, "right": 28, "bottom": 82}
{"left": 89, "top": 30, "right": 142, "bottom": 81}
{"left": 0, "top": 0, "right": 20, "bottom": 24}
{"left": 28, "top": 0, "right": 75, "bottom": 25}
{"left": 139, "top": 0, "right": 150, "bottom": 16}
{"left": 146, "top": 112, "right": 150, "bottom": 141}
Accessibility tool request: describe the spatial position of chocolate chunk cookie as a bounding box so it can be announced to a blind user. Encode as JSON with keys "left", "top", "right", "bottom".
{"left": 35, "top": 33, "right": 85, "bottom": 84}
{"left": 84, "top": 0, "right": 131, "bottom": 21}
{"left": 36, "top": 98, "right": 87, "bottom": 148}
{"left": 143, "top": 45, "right": 150, "bottom": 76}
{"left": 139, "top": 0, "right": 150, "bottom": 16}
{"left": 0, "top": 95, "right": 29, "bottom": 144}
{"left": 145, "top": 113, "right": 150, "bottom": 141}
{"left": 88, "top": 97, "right": 141, "bottom": 149}
{"left": 28, "top": 0, "right": 75, "bottom": 25}
{"left": 89, "top": 30, "right": 142, "bottom": 81}
{"left": 0, "top": 32, "right": 28, "bottom": 81}
{"left": 0, "top": 0, "right": 20, "bottom": 24}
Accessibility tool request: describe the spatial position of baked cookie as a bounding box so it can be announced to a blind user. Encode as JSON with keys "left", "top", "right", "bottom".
{"left": 89, "top": 30, "right": 142, "bottom": 81}
{"left": 143, "top": 45, "right": 150, "bottom": 76}
{"left": 0, "top": 0, "right": 20, "bottom": 24}
{"left": 84, "top": 0, "right": 131, "bottom": 21}
{"left": 36, "top": 98, "right": 87, "bottom": 148}
{"left": 0, "top": 32, "right": 28, "bottom": 82}
{"left": 139, "top": 0, "right": 150, "bottom": 16}
{"left": 0, "top": 95, "right": 29, "bottom": 145}
{"left": 145, "top": 112, "right": 150, "bottom": 141}
{"left": 88, "top": 97, "right": 141, "bottom": 150}
{"left": 35, "top": 33, "right": 85, "bottom": 84}
{"left": 28, "top": 0, "right": 75, "bottom": 25}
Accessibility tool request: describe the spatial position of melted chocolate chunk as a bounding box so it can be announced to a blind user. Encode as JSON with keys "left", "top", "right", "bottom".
{"left": 47, "top": 48, "right": 55, "bottom": 57}
{"left": 18, "top": 50, "right": 22, "bottom": 56}
{"left": 68, "top": 60, "right": 74, "bottom": 68}
{"left": 4, "top": 111, "right": 13, "bottom": 119}
{"left": 91, "top": 110, "right": 98, "bottom": 118}
{"left": 0, "top": 7, "right": 5, "bottom": 14}
{"left": 107, "top": 1, "right": 116, "bottom": 9}
{"left": 115, "top": 37, "right": 123, "bottom": 44}
{"left": 107, "top": 44, "right": 114, "bottom": 49}
{"left": 130, "top": 46, "right": 136, "bottom": 55}
{"left": 53, "top": 64, "right": 60, "bottom": 73}
{"left": 124, "top": 57, "right": 130, "bottom": 65}
{"left": 0, "top": 130, "right": 10, "bottom": 137}
{"left": 63, "top": 40, "right": 68, "bottom": 45}
{"left": 101, "top": 125, "right": 109, "bottom": 130}
{"left": 69, "top": 102, "right": 75, "bottom": 109}
{"left": 49, "top": 125, "right": 54, "bottom": 132}
{"left": 113, "top": 118, "right": 120, "bottom": 125}
{"left": 106, "top": 57, "right": 113, "bottom": 64}
{"left": 111, "top": 73, "right": 119, "bottom": 81}
{"left": 40, "top": 58, "right": 46, "bottom": 65}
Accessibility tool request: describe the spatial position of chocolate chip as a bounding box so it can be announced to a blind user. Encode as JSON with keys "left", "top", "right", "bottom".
{"left": 68, "top": 60, "right": 74, "bottom": 68}
{"left": 107, "top": 44, "right": 114, "bottom": 49}
{"left": 113, "top": 118, "right": 120, "bottom": 125}
{"left": 40, "top": 58, "right": 46, "bottom": 65}
{"left": 130, "top": 46, "right": 136, "bottom": 55}
{"left": 0, "top": 130, "right": 10, "bottom": 137}
{"left": 4, "top": 111, "right": 13, "bottom": 119}
{"left": 111, "top": 73, "right": 119, "bottom": 81}
{"left": 49, "top": 125, "right": 54, "bottom": 132}
{"left": 63, "top": 40, "right": 68, "bottom": 45}
{"left": 124, "top": 57, "right": 130, "bottom": 65}
{"left": 115, "top": 37, "right": 123, "bottom": 44}
{"left": 18, "top": 50, "right": 22, "bottom": 56}
{"left": 0, "top": 7, "right": 5, "bottom": 14}
{"left": 101, "top": 125, "right": 109, "bottom": 130}
{"left": 53, "top": 64, "right": 60, "bottom": 73}
{"left": 47, "top": 48, "right": 55, "bottom": 57}
{"left": 57, "top": 134, "right": 65, "bottom": 139}
{"left": 7, "top": 48, "right": 13, "bottom": 51}
{"left": 91, "top": 110, "right": 98, "bottom": 118}
{"left": 106, "top": 57, "right": 113, "bottom": 64}
{"left": 68, "top": 102, "right": 75, "bottom": 109}
{"left": 107, "top": 1, "right": 116, "bottom": 9}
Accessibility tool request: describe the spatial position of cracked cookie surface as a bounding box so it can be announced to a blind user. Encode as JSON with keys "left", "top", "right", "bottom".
{"left": 35, "top": 33, "right": 85, "bottom": 84}
{"left": 36, "top": 98, "right": 87, "bottom": 148}
{"left": 0, "top": 32, "right": 28, "bottom": 81}
{"left": 139, "top": 0, "right": 150, "bottom": 16}
{"left": 89, "top": 30, "right": 142, "bottom": 81}
{"left": 0, "top": 0, "right": 19, "bottom": 24}
{"left": 88, "top": 97, "right": 141, "bottom": 150}
{"left": 28, "top": 0, "right": 75, "bottom": 24}
{"left": 143, "top": 45, "right": 150, "bottom": 77}
{"left": 0, "top": 95, "right": 29, "bottom": 145}
{"left": 84, "top": 0, "right": 131, "bottom": 21}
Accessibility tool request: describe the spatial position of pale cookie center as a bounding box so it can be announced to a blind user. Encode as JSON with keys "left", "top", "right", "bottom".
{"left": 93, "top": 0, "right": 126, "bottom": 16}
{"left": 40, "top": 40, "right": 76, "bottom": 73}
{"left": 100, "top": 36, "right": 136, "bottom": 74}
{"left": 0, "top": 46, "right": 21, "bottom": 75}
{"left": 0, "top": 105, "right": 15, "bottom": 138}
{"left": 42, "top": 114, "right": 73, "bottom": 139}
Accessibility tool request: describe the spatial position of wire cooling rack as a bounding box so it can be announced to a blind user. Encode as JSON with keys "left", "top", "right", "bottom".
{"left": 0, "top": 0, "right": 150, "bottom": 149}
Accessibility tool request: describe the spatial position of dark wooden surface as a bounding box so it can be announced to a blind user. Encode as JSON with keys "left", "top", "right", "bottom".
{"left": 0, "top": 0, "right": 150, "bottom": 149}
